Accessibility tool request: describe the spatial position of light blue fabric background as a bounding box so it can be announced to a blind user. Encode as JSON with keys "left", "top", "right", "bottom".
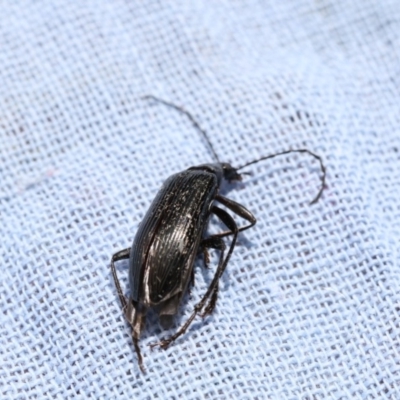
{"left": 1, "top": 1, "right": 399, "bottom": 398}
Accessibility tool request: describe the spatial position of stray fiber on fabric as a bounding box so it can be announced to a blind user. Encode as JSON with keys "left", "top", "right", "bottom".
{"left": 1, "top": 1, "right": 400, "bottom": 399}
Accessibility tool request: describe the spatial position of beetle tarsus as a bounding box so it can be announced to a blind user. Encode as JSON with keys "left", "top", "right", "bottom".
{"left": 149, "top": 339, "right": 171, "bottom": 350}
{"left": 134, "top": 337, "right": 145, "bottom": 373}
{"left": 159, "top": 340, "right": 171, "bottom": 350}
{"left": 200, "top": 285, "right": 219, "bottom": 317}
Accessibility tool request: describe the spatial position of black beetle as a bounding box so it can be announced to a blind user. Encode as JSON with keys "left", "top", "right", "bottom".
{"left": 111, "top": 96, "right": 326, "bottom": 372}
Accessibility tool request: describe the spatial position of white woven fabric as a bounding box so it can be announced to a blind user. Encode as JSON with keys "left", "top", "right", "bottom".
{"left": 1, "top": 1, "right": 400, "bottom": 398}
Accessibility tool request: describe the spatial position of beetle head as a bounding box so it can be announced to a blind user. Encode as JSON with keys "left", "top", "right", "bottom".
{"left": 221, "top": 163, "right": 242, "bottom": 182}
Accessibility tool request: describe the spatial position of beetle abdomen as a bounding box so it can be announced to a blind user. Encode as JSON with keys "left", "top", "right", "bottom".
{"left": 129, "top": 169, "right": 218, "bottom": 305}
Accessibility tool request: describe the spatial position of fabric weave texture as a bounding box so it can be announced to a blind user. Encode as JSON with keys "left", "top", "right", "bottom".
{"left": 1, "top": 1, "right": 400, "bottom": 399}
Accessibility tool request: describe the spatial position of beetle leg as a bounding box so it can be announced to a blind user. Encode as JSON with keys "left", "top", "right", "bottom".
{"left": 192, "top": 235, "right": 223, "bottom": 289}
{"left": 214, "top": 194, "right": 257, "bottom": 238}
{"left": 201, "top": 285, "right": 219, "bottom": 318}
{"left": 133, "top": 337, "right": 144, "bottom": 373}
{"left": 200, "top": 235, "right": 223, "bottom": 269}
{"left": 110, "top": 248, "right": 131, "bottom": 314}
{"left": 202, "top": 246, "right": 210, "bottom": 269}
{"left": 111, "top": 249, "right": 146, "bottom": 373}
{"left": 127, "top": 302, "right": 146, "bottom": 373}
{"left": 199, "top": 236, "right": 226, "bottom": 317}
{"left": 150, "top": 206, "right": 238, "bottom": 350}
{"left": 192, "top": 236, "right": 225, "bottom": 305}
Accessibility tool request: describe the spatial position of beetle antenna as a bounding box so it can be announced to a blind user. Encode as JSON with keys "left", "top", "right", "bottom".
{"left": 142, "top": 95, "right": 221, "bottom": 164}
{"left": 237, "top": 149, "right": 326, "bottom": 205}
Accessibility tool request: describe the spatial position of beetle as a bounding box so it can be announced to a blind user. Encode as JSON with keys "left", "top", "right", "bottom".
{"left": 110, "top": 95, "right": 326, "bottom": 372}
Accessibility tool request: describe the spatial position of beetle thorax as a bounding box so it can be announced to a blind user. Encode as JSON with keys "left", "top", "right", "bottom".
{"left": 188, "top": 163, "right": 242, "bottom": 184}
